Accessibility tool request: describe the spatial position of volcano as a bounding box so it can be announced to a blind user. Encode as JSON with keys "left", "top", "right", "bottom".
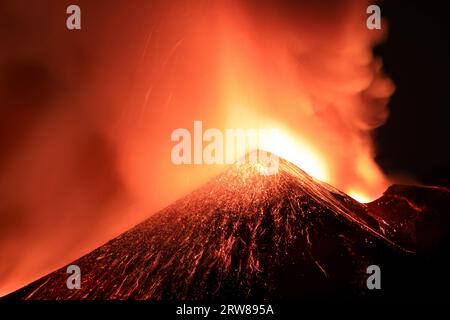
{"left": 6, "top": 155, "right": 450, "bottom": 300}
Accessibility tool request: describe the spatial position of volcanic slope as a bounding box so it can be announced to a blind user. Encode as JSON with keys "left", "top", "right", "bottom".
{"left": 10, "top": 157, "right": 447, "bottom": 299}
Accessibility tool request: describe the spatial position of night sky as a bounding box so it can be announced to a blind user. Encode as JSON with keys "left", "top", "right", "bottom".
{"left": 375, "top": 0, "right": 450, "bottom": 186}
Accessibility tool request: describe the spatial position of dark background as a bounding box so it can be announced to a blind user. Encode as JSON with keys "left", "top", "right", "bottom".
{"left": 375, "top": 0, "right": 450, "bottom": 186}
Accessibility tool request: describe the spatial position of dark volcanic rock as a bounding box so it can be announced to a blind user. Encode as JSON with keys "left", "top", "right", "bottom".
{"left": 6, "top": 158, "right": 450, "bottom": 300}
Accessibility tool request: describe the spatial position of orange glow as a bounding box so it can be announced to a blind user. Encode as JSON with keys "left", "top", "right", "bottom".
{"left": 216, "top": 0, "right": 392, "bottom": 202}
{"left": 348, "top": 190, "right": 373, "bottom": 203}
{"left": 258, "top": 129, "right": 329, "bottom": 182}
{"left": 0, "top": 0, "right": 394, "bottom": 296}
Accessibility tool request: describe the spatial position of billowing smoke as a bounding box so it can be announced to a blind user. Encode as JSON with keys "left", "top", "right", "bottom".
{"left": 216, "top": 0, "right": 395, "bottom": 201}
{"left": 0, "top": 0, "right": 393, "bottom": 295}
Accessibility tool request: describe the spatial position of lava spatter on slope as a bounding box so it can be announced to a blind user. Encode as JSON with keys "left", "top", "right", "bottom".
{"left": 7, "top": 156, "right": 450, "bottom": 299}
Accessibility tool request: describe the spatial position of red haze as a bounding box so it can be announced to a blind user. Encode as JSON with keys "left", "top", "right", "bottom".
{"left": 0, "top": 0, "right": 393, "bottom": 295}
